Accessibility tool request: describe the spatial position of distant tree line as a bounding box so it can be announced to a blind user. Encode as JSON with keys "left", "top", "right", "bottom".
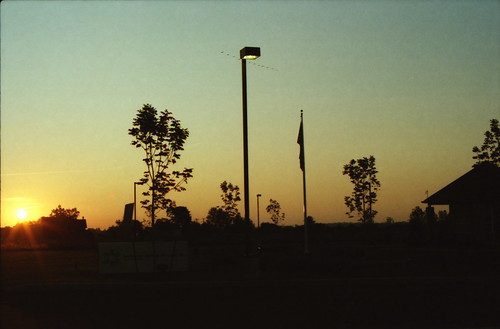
{"left": 1, "top": 205, "right": 90, "bottom": 249}
{"left": 4, "top": 110, "right": 496, "bottom": 250}
{"left": 1, "top": 201, "right": 491, "bottom": 249}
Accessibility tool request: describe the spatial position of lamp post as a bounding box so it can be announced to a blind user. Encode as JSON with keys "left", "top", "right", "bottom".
{"left": 134, "top": 182, "right": 140, "bottom": 223}
{"left": 132, "top": 182, "right": 141, "bottom": 272}
{"left": 240, "top": 46, "right": 260, "bottom": 256}
{"left": 133, "top": 181, "right": 141, "bottom": 237}
{"left": 256, "top": 194, "right": 262, "bottom": 228}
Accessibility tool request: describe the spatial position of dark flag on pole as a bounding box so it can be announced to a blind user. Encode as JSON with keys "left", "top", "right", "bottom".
{"left": 298, "top": 110, "right": 308, "bottom": 253}
{"left": 297, "top": 117, "right": 305, "bottom": 171}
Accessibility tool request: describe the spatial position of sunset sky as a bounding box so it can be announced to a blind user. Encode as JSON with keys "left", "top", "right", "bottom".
{"left": 1, "top": 1, "right": 499, "bottom": 229}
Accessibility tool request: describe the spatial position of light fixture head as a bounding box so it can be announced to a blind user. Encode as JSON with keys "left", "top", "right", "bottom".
{"left": 240, "top": 47, "right": 260, "bottom": 60}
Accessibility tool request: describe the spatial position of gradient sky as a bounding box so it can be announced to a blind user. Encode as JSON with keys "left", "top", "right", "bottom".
{"left": 1, "top": 1, "right": 499, "bottom": 229}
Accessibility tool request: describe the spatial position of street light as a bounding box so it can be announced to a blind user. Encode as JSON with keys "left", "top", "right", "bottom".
{"left": 240, "top": 47, "right": 260, "bottom": 60}
{"left": 256, "top": 194, "right": 262, "bottom": 228}
{"left": 240, "top": 46, "right": 260, "bottom": 256}
{"left": 134, "top": 182, "right": 140, "bottom": 223}
{"left": 133, "top": 181, "right": 141, "bottom": 237}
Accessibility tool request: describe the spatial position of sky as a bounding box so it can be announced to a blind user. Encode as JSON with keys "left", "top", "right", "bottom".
{"left": 1, "top": 1, "right": 499, "bottom": 229}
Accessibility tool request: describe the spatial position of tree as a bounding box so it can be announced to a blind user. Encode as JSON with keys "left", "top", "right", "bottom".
{"left": 472, "top": 118, "right": 500, "bottom": 167}
{"left": 168, "top": 206, "right": 192, "bottom": 229}
{"left": 342, "top": 155, "right": 381, "bottom": 223}
{"left": 205, "top": 207, "right": 234, "bottom": 230}
{"left": 219, "top": 181, "right": 241, "bottom": 219}
{"left": 266, "top": 199, "right": 285, "bottom": 225}
{"left": 437, "top": 210, "right": 448, "bottom": 222}
{"left": 204, "top": 181, "right": 244, "bottom": 229}
{"left": 129, "top": 104, "right": 193, "bottom": 226}
{"left": 306, "top": 216, "right": 315, "bottom": 226}
{"left": 409, "top": 206, "right": 425, "bottom": 225}
{"left": 39, "top": 205, "right": 87, "bottom": 246}
{"left": 49, "top": 205, "right": 80, "bottom": 220}
{"left": 106, "top": 218, "right": 144, "bottom": 240}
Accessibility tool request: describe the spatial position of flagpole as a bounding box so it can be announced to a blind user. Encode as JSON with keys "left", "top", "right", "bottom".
{"left": 299, "top": 110, "right": 309, "bottom": 254}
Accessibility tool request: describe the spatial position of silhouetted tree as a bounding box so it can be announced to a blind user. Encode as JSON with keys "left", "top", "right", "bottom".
{"left": 49, "top": 205, "right": 80, "bottom": 220}
{"left": 409, "top": 206, "right": 431, "bottom": 244}
{"left": 409, "top": 206, "right": 425, "bottom": 225}
{"left": 342, "top": 155, "right": 381, "bottom": 223}
{"left": 306, "top": 216, "right": 315, "bottom": 226}
{"left": 106, "top": 219, "right": 144, "bottom": 240}
{"left": 205, "top": 207, "right": 233, "bottom": 229}
{"left": 437, "top": 210, "right": 448, "bottom": 222}
{"left": 219, "top": 181, "right": 241, "bottom": 218}
{"left": 425, "top": 205, "right": 437, "bottom": 226}
{"left": 129, "top": 104, "right": 193, "bottom": 226}
{"left": 38, "top": 205, "right": 88, "bottom": 246}
{"left": 472, "top": 118, "right": 499, "bottom": 167}
{"left": 266, "top": 199, "right": 285, "bottom": 225}
{"left": 168, "top": 206, "right": 192, "bottom": 229}
{"left": 385, "top": 217, "right": 395, "bottom": 224}
{"left": 205, "top": 181, "right": 245, "bottom": 229}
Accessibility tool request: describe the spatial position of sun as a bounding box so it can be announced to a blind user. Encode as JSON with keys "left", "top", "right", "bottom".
{"left": 16, "top": 208, "right": 28, "bottom": 221}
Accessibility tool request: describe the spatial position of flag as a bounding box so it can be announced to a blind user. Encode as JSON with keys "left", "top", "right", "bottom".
{"left": 297, "top": 111, "right": 308, "bottom": 253}
{"left": 297, "top": 119, "right": 304, "bottom": 171}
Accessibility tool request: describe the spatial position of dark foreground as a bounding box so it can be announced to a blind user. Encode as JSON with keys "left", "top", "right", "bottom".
{"left": 2, "top": 246, "right": 500, "bottom": 329}
{"left": 4, "top": 277, "right": 500, "bottom": 329}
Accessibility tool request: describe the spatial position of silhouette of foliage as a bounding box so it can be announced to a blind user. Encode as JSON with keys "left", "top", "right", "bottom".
{"left": 408, "top": 206, "right": 433, "bottom": 244}
{"left": 204, "top": 181, "right": 245, "bottom": 230}
{"left": 219, "top": 181, "right": 241, "bottom": 218}
{"left": 105, "top": 219, "right": 144, "bottom": 241}
{"left": 205, "top": 207, "right": 235, "bottom": 229}
{"left": 168, "top": 206, "right": 192, "bottom": 229}
{"left": 49, "top": 205, "right": 80, "bottom": 220}
{"left": 409, "top": 206, "right": 425, "bottom": 225}
{"left": 0, "top": 206, "right": 89, "bottom": 249}
{"left": 342, "top": 156, "right": 380, "bottom": 223}
{"left": 129, "top": 104, "right": 193, "bottom": 226}
{"left": 306, "top": 216, "right": 315, "bottom": 226}
{"left": 472, "top": 118, "right": 499, "bottom": 167}
{"left": 266, "top": 199, "right": 285, "bottom": 225}
{"left": 437, "top": 210, "right": 448, "bottom": 222}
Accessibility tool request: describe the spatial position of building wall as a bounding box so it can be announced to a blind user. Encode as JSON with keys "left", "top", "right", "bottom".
{"left": 449, "top": 202, "right": 499, "bottom": 244}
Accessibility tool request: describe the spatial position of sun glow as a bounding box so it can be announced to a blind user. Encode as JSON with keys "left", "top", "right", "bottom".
{"left": 16, "top": 208, "right": 28, "bottom": 221}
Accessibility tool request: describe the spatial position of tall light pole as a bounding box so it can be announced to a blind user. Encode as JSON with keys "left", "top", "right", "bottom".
{"left": 240, "top": 46, "right": 260, "bottom": 256}
{"left": 134, "top": 182, "right": 140, "bottom": 236}
{"left": 256, "top": 194, "right": 262, "bottom": 228}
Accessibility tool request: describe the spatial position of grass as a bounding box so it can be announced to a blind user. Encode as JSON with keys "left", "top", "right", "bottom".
{"left": 2, "top": 243, "right": 500, "bottom": 328}
{"left": 1, "top": 248, "right": 99, "bottom": 288}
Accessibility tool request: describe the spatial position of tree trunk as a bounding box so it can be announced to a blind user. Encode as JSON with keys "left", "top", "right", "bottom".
{"left": 151, "top": 181, "right": 155, "bottom": 227}
{"left": 369, "top": 182, "right": 372, "bottom": 222}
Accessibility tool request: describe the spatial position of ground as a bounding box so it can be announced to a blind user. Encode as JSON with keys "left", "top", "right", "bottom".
{"left": 1, "top": 243, "right": 499, "bottom": 328}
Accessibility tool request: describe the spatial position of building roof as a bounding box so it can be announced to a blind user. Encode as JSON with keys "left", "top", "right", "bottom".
{"left": 422, "top": 163, "right": 500, "bottom": 205}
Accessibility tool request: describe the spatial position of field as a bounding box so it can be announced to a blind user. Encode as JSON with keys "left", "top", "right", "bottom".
{"left": 2, "top": 242, "right": 500, "bottom": 329}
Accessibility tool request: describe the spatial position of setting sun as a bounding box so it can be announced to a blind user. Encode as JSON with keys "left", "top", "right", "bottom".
{"left": 16, "top": 209, "right": 27, "bottom": 221}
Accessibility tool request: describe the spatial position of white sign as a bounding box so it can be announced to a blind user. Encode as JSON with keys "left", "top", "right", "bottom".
{"left": 99, "top": 241, "right": 188, "bottom": 274}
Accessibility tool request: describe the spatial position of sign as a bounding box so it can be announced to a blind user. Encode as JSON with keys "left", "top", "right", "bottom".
{"left": 123, "top": 203, "right": 134, "bottom": 222}
{"left": 99, "top": 241, "right": 188, "bottom": 274}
